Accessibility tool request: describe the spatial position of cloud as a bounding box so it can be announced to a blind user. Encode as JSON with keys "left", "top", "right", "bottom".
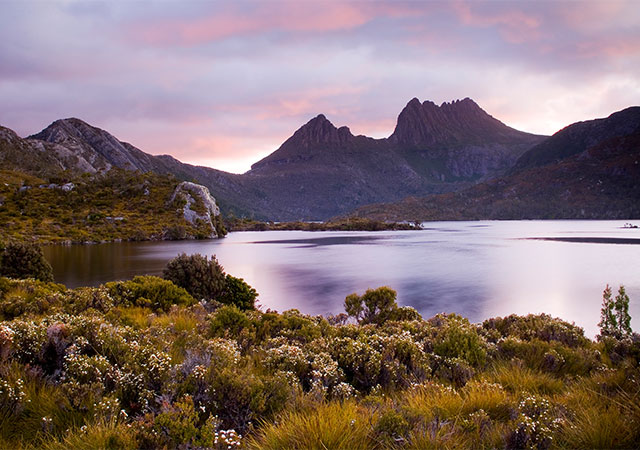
{"left": 1, "top": 0, "right": 639, "bottom": 174}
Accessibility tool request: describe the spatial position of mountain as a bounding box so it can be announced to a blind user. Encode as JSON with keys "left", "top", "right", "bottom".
{"left": 389, "top": 97, "right": 537, "bottom": 147}
{"left": 241, "top": 99, "right": 545, "bottom": 219}
{"left": 3, "top": 97, "right": 546, "bottom": 220}
{"left": 352, "top": 108, "right": 640, "bottom": 221}
{"left": 513, "top": 106, "right": 640, "bottom": 171}
{"left": 25, "top": 118, "right": 261, "bottom": 217}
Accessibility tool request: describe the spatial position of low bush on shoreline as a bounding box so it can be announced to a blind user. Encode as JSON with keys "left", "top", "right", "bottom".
{"left": 0, "top": 278, "right": 639, "bottom": 449}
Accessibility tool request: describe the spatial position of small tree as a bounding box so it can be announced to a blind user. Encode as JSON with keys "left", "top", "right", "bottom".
{"left": 344, "top": 286, "right": 398, "bottom": 325}
{"left": 163, "top": 253, "right": 226, "bottom": 301}
{"left": 0, "top": 242, "right": 54, "bottom": 282}
{"left": 614, "top": 285, "right": 632, "bottom": 337}
{"left": 598, "top": 283, "right": 633, "bottom": 339}
{"left": 598, "top": 284, "right": 617, "bottom": 337}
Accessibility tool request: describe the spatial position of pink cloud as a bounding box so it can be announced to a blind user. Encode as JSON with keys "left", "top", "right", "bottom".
{"left": 452, "top": 1, "right": 542, "bottom": 44}
{"left": 574, "top": 38, "right": 640, "bottom": 59}
{"left": 129, "top": 2, "right": 380, "bottom": 46}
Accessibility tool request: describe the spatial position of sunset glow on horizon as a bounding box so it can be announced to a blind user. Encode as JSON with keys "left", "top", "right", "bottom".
{"left": 1, "top": 0, "right": 639, "bottom": 174}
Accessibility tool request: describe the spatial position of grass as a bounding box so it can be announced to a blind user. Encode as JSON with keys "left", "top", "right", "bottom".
{"left": 248, "top": 401, "right": 376, "bottom": 449}
{"left": 486, "top": 363, "right": 565, "bottom": 395}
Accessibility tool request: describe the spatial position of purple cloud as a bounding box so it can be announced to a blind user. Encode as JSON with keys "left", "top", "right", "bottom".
{"left": 1, "top": 0, "right": 639, "bottom": 173}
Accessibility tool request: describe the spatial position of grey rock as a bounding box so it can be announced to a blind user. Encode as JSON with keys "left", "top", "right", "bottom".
{"left": 170, "top": 181, "right": 221, "bottom": 238}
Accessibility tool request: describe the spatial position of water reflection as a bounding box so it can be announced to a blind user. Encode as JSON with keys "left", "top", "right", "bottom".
{"left": 42, "top": 221, "right": 640, "bottom": 338}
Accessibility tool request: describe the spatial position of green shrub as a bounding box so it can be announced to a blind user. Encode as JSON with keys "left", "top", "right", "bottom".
{"left": 429, "top": 314, "right": 487, "bottom": 367}
{"left": 375, "top": 409, "right": 410, "bottom": 442}
{"left": 219, "top": 275, "right": 257, "bottom": 310}
{"left": 344, "top": 286, "right": 399, "bottom": 325}
{"left": 0, "top": 243, "right": 54, "bottom": 282}
{"left": 209, "top": 305, "right": 254, "bottom": 339}
{"left": 0, "top": 278, "right": 66, "bottom": 320}
{"left": 106, "top": 276, "right": 195, "bottom": 312}
{"left": 483, "top": 313, "right": 588, "bottom": 348}
{"left": 598, "top": 284, "right": 633, "bottom": 339}
{"left": 163, "top": 253, "right": 226, "bottom": 301}
{"left": 206, "top": 367, "right": 291, "bottom": 433}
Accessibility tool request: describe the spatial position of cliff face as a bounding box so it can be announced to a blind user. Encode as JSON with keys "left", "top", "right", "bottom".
{"left": 170, "top": 182, "right": 223, "bottom": 238}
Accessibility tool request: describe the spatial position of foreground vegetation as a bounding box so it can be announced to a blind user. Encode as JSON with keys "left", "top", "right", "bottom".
{"left": 0, "top": 261, "right": 638, "bottom": 449}
{"left": 0, "top": 169, "right": 226, "bottom": 244}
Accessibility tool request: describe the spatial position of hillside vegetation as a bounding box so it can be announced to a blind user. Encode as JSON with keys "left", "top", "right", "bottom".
{"left": 0, "top": 169, "right": 226, "bottom": 244}
{"left": 0, "top": 270, "right": 638, "bottom": 449}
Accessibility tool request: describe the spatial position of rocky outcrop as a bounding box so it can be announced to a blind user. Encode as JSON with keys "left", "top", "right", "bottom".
{"left": 388, "top": 97, "right": 542, "bottom": 147}
{"left": 169, "top": 182, "right": 222, "bottom": 238}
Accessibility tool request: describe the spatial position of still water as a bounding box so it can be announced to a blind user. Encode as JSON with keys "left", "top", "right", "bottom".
{"left": 43, "top": 220, "right": 640, "bottom": 338}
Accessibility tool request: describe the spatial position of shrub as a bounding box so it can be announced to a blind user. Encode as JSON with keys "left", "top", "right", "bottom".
{"left": 219, "top": 275, "right": 257, "bottom": 310}
{"left": 0, "top": 243, "right": 54, "bottom": 282}
{"left": 483, "top": 313, "right": 588, "bottom": 348}
{"left": 163, "top": 253, "right": 226, "bottom": 301}
{"left": 0, "top": 278, "right": 66, "bottom": 320}
{"left": 375, "top": 409, "right": 410, "bottom": 442}
{"left": 344, "top": 286, "right": 399, "bottom": 325}
{"left": 429, "top": 314, "right": 487, "bottom": 367}
{"left": 206, "top": 367, "right": 291, "bottom": 433}
{"left": 106, "top": 276, "right": 195, "bottom": 312}
{"left": 209, "top": 305, "right": 254, "bottom": 339}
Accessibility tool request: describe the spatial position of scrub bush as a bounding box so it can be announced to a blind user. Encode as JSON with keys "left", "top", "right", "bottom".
{"left": 106, "top": 276, "right": 195, "bottom": 312}
{"left": 0, "top": 243, "right": 54, "bottom": 282}
{"left": 219, "top": 275, "right": 257, "bottom": 310}
{"left": 163, "top": 253, "right": 226, "bottom": 301}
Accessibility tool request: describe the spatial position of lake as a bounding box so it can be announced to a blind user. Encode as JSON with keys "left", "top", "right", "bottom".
{"left": 43, "top": 220, "right": 640, "bottom": 338}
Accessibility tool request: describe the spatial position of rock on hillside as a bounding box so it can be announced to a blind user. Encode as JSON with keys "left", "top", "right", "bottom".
{"left": 170, "top": 182, "right": 223, "bottom": 238}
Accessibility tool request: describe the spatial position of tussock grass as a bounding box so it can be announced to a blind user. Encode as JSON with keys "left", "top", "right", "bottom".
{"left": 42, "top": 422, "right": 138, "bottom": 450}
{"left": 248, "top": 401, "right": 376, "bottom": 449}
{"left": 486, "top": 363, "right": 565, "bottom": 395}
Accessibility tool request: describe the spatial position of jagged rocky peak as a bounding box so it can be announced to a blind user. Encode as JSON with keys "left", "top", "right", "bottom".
{"left": 249, "top": 113, "right": 356, "bottom": 170}
{"left": 389, "top": 97, "right": 531, "bottom": 147}
{"left": 288, "top": 114, "right": 354, "bottom": 148}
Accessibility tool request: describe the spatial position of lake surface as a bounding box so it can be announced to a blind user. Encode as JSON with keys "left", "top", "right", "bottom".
{"left": 43, "top": 220, "right": 640, "bottom": 338}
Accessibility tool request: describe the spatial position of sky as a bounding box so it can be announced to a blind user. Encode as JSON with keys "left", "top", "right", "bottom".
{"left": 1, "top": 0, "right": 639, "bottom": 174}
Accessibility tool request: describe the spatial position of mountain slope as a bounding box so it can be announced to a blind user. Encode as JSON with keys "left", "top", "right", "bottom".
{"left": 352, "top": 110, "right": 640, "bottom": 221}
{"left": 513, "top": 106, "right": 640, "bottom": 171}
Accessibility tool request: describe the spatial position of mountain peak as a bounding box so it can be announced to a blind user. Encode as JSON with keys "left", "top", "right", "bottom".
{"left": 389, "top": 97, "right": 538, "bottom": 146}
{"left": 286, "top": 114, "right": 354, "bottom": 149}
{"left": 250, "top": 114, "right": 357, "bottom": 170}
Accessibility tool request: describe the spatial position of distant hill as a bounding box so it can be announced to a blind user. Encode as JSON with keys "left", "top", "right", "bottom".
{"left": 513, "top": 107, "right": 640, "bottom": 171}
{"left": 352, "top": 107, "right": 640, "bottom": 221}
{"left": 7, "top": 97, "right": 545, "bottom": 220}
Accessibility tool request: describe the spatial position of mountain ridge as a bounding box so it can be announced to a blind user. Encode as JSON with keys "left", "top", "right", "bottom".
{"left": 0, "top": 97, "right": 568, "bottom": 220}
